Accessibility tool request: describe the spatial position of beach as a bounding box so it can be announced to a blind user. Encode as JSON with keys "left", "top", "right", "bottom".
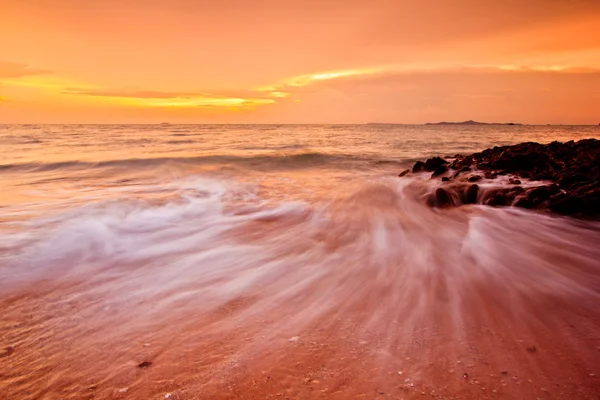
{"left": 1, "top": 124, "right": 599, "bottom": 399}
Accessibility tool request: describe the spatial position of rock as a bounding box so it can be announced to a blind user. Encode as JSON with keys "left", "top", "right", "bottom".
{"left": 514, "top": 197, "right": 533, "bottom": 209}
{"left": 431, "top": 165, "right": 448, "bottom": 177}
{"left": 429, "top": 188, "right": 454, "bottom": 208}
{"left": 526, "top": 347, "right": 538, "bottom": 354}
{"left": 398, "top": 169, "right": 410, "bottom": 177}
{"left": 464, "top": 184, "right": 479, "bottom": 204}
{"left": 424, "top": 156, "right": 448, "bottom": 172}
{"left": 412, "top": 161, "right": 425, "bottom": 172}
{"left": 484, "top": 171, "right": 498, "bottom": 179}
{"left": 525, "top": 185, "right": 559, "bottom": 205}
{"left": 441, "top": 177, "right": 450, "bottom": 182}
{"left": 138, "top": 361, "right": 152, "bottom": 368}
{"left": 1, "top": 346, "right": 14, "bottom": 358}
{"left": 405, "top": 139, "right": 600, "bottom": 218}
{"left": 435, "top": 188, "right": 453, "bottom": 207}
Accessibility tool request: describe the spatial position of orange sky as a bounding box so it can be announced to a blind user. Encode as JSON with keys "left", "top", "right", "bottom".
{"left": 1, "top": 0, "right": 599, "bottom": 124}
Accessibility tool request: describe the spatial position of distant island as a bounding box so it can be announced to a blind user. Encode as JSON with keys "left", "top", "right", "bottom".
{"left": 425, "top": 120, "right": 522, "bottom": 126}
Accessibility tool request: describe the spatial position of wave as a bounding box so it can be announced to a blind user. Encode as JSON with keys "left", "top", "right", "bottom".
{"left": 2, "top": 176, "right": 599, "bottom": 293}
{"left": 1, "top": 176, "right": 599, "bottom": 398}
{"left": 0, "top": 152, "right": 389, "bottom": 173}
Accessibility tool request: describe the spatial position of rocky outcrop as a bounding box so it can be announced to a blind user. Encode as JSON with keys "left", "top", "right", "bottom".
{"left": 404, "top": 139, "right": 600, "bottom": 219}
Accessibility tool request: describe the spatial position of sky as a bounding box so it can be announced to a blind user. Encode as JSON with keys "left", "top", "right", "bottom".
{"left": 1, "top": 0, "right": 599, "bottom": 124}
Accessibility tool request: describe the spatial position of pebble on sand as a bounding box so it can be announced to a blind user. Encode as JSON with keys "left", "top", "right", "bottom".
{"left": 1, "top": 346, "right": 15, "bottom": 357}
{"left": 138, "top": 361, "right": 153, "bottom": 368}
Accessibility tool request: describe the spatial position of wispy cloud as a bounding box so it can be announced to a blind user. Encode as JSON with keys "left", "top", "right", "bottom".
{"left": 0, "top": 61, "right": 50, "bottom": 79}
{"left": 62, "top": 88, "right": 275, "bottom": 109}
{"left": 63, "top": 89, "right": 208, "bottom": 99}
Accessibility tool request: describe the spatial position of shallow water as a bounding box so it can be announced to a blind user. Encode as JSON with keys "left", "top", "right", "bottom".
{"left": 1, "top": 124, "right": 599, "bottom": 399}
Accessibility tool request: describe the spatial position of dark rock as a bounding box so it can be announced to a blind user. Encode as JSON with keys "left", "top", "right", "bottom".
{"left": 441, "top": 177, "right": 450, "bottom": 182}
{"left": 484, "top": 189, "right": 510, "bottom": 207}
{"left": 526, "top": 346, "right": 537, "bottom": 353}
{"left": 468, "top": 175, "right": 482, "bottom": 182}
{"left": 404, "top": 139, "right": 600, "bottom": 218}
{"left": 412, "top": 161, "right": 425, "bottom": 172}
{"left": 525, "top": 185, "right": 559, "bottom": 205}
{"left": 430, "top": 188, "right": 453, "bottom": 208}
{"left": 138, "top": 361, "right": 152, "bottom": 368}
{"left": 514, "top": 197, "right": 533, "bottom": 209}
{"left": 424, "top": 156, "right": 448, "bottom": 172}
{"left": 398, "top": 169, "right": 409, "bottom": 177}
{"left": 549, "top": 194, "right": 587, "bottom": 216}
{"left": 464, "top": 184, "right": 479, "bottom": 204}
{"left": 431, "top": 165, "right": 448, "bottom": 177}
{"left": 1, "top": 346, "right": 14, "bottom": 358}
{"left": 484, "top": 171, "right": 498, "bottom": 180}
{"left": 483, "top": 187, "right": 524, "bottom": 207}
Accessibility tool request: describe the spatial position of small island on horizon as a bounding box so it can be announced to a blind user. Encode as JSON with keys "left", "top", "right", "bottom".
{"left": 425, "top": 120, "right": 523, "bottom": 126}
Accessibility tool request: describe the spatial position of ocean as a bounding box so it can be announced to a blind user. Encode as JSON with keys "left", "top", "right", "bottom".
{"left": 1, "top": 124, "right": 599, "bottom": 399}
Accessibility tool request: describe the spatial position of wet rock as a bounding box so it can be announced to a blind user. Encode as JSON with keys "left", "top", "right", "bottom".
{"left": 406, "top": 139, "right": 600, "bottom": 219}
{"left": 412, "top": 161, "right": 425, "bottom": 172}
{"left": 138, "top": 361, "right": 152, "bottom": 368}
{"left": 483, "top": 187, "right": 524, "bottom": 207}
{"left": 464, "top": 184, "right": 479, "bottom": 204}
{"left": 398, "top": 169, "right": 410, "bottom": 177}
{"left": 514, "top": 197, "right": 533, "bottom": 209}
{"left": 424, "top": 156, "right": 448, "bottom": 172}
{"left": 549, "top": 194, "right": 586, "bottom": 216}
{"left": 468, "top": 175, "right": 482, "bottom": 182}
{"left": 525, "top": 185, "right": 559, "bottom": 204}
{"left": 484, "top": 171, "right": 498, "bottom": 180}
{"left": 441, "top": 177, "right": 450, "bottom": 182}
{"left": 430, "top": 188, "right": 453, "bottom": 208}
{"left": 431, "top": 165, "right": 448, "bottom": 177}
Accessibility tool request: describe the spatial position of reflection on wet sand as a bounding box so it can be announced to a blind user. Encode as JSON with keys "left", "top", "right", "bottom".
{"left": 1, "top": 178, "right": 599, "bottom": 399}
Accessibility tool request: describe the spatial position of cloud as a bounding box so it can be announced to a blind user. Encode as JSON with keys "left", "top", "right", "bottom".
{"left": 63, "top": 89, "right": 206, "bottom": 99}
{"left": 62, "top": 87, "right": 276, "bottom": 109}
{"left": 0, "top": 61, "right": 50, "bottom": 79}
{"left": 263, "top": 65, "right": 600, "bottom": 124}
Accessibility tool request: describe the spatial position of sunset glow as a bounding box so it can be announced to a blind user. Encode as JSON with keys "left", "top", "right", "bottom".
{"left": 1, "top": 0, "right": 599, "bottom": 123}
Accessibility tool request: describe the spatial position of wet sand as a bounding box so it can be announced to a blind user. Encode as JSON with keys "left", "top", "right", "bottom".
{"left": 1, "top": 186, "right": 599, "bottom": 399}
